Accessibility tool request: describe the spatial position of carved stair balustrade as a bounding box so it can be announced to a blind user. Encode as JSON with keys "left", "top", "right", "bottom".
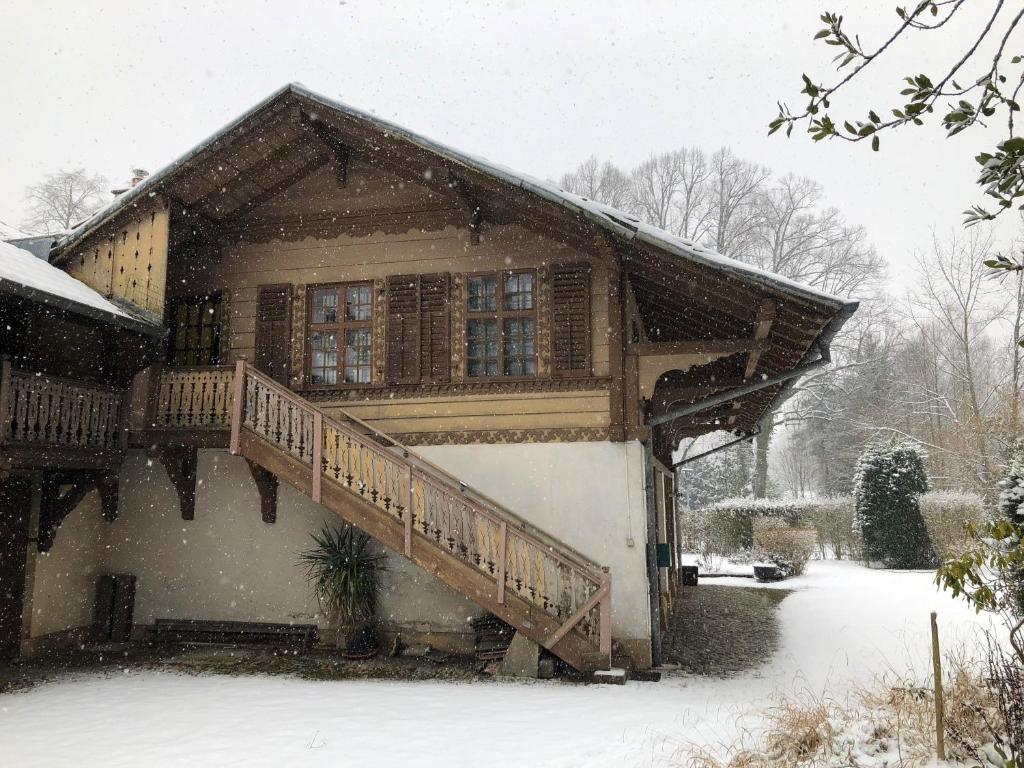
{"left": 227, "top": 360, "right": 612, "bottom": 672}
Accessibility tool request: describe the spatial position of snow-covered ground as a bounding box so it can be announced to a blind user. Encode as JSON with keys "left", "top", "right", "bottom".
{"left": 0, "top": 561, "right": 1003, "bottom": 768}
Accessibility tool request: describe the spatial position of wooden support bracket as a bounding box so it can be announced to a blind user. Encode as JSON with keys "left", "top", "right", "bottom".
{"left": 744, "top": 299, "right": 777, "bottom": 381}
{"left": 38, "top": 472, "right": 101, "bottom": 552}
{"left": 152, "top": 445, "right": 199, "bottom": 520}
{"left": 245, "top": 459, "right": 279, "bottom": 524}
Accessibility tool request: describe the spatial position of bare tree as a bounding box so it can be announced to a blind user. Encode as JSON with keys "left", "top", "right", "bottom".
{"left": 906, "top": 230, "right": 1006, "bottom": 490}
{"left": 22, "top": 169, "right": 110, "bottom": 235}
{"left": 707, "top": 147, "right": 770, "bottom": 257}
{"left": 630, "top": 152, "right": 685, "bottom": 231}
{"left": 558, "top": 156, "right": 632, "bottom": 210}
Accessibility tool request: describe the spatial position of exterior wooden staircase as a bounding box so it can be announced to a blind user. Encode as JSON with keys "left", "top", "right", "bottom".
{"left": 226, "top": 361, "right": 612, "bottom": 672}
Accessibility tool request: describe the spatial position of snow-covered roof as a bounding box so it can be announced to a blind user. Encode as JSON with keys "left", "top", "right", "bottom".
{"left": 0, "top": 219, "right": 29, "bottom": 240}
{"left": 54, "top": 83, "right": 856, "bottom": 315}
{"left": 0, "top": 240, "right": 161, "bottom": 335}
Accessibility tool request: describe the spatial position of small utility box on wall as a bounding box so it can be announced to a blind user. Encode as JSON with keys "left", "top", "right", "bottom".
{"left": 656, "top": 543, "right": 672, "bottom": 568}
{"left": 94, "top": 573, "right": 136, "bottom": 643}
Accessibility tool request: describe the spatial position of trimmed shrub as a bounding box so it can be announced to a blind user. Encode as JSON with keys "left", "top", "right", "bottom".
{"left": 684, "top": 497, "right": 858, "bottom": 565}
{"left": 688, "top": 498, "right": 804, "bottom": 555}
{"left": 853, "top": 439, "right": 934, "bottom": 569}
{"left": 802, "top": 497, "right": 860, "bottom": 560}
{"left": 918, "top": 490, "right": 988, "bottom": 560}
{"left": 753, "top": 517, "right": 817, "bottom": 577}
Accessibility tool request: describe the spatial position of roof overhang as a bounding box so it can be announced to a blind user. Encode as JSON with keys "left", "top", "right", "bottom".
{"left": 49, "top": 82, "right": 858, "bottom": 436}
{"left": 0, "top": 277, "right": 165, "bottom": 338}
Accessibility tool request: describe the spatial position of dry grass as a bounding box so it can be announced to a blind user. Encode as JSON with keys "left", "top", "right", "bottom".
{"left": 678, "top": 649, "right": 1008, "bottom": 767}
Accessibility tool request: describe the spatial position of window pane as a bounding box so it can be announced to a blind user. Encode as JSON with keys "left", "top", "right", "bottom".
{"left": 311, "top": 331, "right": 338, "bottom": 384}
{"left": 504, "top": 272, "right": 534, "bottom": 310}
{"left": 345, "top": 285, "right": 372, "bottom": 321}
{"left": 343, "top": 328, "right": 372, "bottom": 384}
{"left": 467, "top": 318, "right": 499, "bottom": 377}
{"left": 503, "top": 317, "right": 535, "bottom": 376}
{"left": 312, "top": 288, "right": 338, "bottom": 324}
{"left": 468, "top": 275, "right": 497, "bottom": 312}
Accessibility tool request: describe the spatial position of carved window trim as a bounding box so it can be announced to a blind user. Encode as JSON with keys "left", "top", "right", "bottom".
{"left": 464, "top": 268, "right": 538, "bottom": 380}
{"left": 305, "top": 281, "right": 374, "bottom": 388}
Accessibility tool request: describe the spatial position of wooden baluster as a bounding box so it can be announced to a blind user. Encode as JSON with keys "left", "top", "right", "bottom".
{"left": 14, "top": 379, "right": 28, "bottom": 441}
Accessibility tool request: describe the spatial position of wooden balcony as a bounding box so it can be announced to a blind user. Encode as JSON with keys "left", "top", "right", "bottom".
{"left": 0, "top": 359, "right": 127, "bottom": 470}
{"left": 134, "top": 365, "right": 236, "bottom": 447}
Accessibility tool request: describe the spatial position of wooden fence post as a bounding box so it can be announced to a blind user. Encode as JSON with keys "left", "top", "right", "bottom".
{"left": 404, "top": 465, "right": 413, "bottom": 557}
{"left": 0, "top": 356, "right": 11, "bottom": 445}
{"left": 931, "top": 611, "right": 946, "bottom": 760}
{"left": 312, "top": 411, "right": 322, "bottom": 504}
{"left": 229, "top": 361, "right": 245, "bottom": 455}
{"left": 497, "top": 520, "right": 507, "bottom": 604}
{"left": 599, "top": 567, "right": 612, "bottom": 663}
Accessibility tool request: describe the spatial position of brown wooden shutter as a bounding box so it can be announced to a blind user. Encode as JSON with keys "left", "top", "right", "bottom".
{"left": 255, "top": 284, "right": 293, "bottom": 386}
{"left": 419, "top": 272, "right": 451, "bottom": 383}
{"left": 385, "top": 275, "right": 421, "bottom": 383}
{"left": 551, "top": 263, "right": 592, "bottom": 377}
{"left": 385, "top": 273, "right": 451, "bottom": 384}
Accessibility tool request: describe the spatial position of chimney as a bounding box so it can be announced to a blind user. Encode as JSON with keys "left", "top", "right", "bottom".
{"left": 112, "top": 168, "right": 150, "bottom": 196}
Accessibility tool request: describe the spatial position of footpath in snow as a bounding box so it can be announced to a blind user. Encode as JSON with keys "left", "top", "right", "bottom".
{"left": 0, "top": 561, "right": 1002, "bottom": 768}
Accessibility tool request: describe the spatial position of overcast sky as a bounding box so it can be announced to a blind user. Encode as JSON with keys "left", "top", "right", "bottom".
{"left": 1, "top": 0, "right": 1017, "bottom": 293}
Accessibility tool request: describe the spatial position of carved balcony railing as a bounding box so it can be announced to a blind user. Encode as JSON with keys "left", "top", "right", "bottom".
{"left": 0, "top": 359, "right": 126, "bottom": 454}
{"left": 152, "top": 366, "right": 236, "bottom": 430}
{"left": 228, "top": 361, "right": 612, "bottom": 670}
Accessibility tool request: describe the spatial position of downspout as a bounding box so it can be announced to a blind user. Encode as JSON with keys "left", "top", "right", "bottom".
{"left": 642, "top": 438, "right": 663, "bottom": 668}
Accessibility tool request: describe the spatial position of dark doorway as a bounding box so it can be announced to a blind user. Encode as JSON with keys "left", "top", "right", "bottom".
{"left": 0, "top": 475, "right": 32, "bottom": 657}
{"left": 255, "top": 285, "right": 293, "bottom": 386}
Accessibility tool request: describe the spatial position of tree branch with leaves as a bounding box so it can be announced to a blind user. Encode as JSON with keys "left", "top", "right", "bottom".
{"left": 771, "top": 1, "right": 1024, "bottom": 244}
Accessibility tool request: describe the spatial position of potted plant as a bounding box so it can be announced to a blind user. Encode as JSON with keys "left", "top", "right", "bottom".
{"left": 299, "top": 524, "right": 386, "bottom": 657}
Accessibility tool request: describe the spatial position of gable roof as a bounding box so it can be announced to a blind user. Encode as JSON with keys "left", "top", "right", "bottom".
{"left": 53, "top": 83, "right": 855, "bottom": 317}
{"left": 0, "top": 240, "right": 162, "bottom": 336}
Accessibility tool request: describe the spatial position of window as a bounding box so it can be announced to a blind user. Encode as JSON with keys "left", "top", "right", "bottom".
{"left": 308, "top": 283, "right": 373, "bottom": 385}
{"left": 465, "top": 270, "right": 537, "bottom": 378}
{"left": 168, "top": 294, "right": 222, "bottom": 366}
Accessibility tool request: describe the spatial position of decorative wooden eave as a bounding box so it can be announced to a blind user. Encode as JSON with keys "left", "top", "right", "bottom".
{"left": 45, "top": 83, "right": 857, "bottom": 439}
{"left": 633, "top": 340, "right": 756, "bottom": 400}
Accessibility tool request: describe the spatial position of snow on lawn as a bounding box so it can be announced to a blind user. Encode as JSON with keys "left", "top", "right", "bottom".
{"left": 0, "top": 562, "right": 1003, "bottom": 768}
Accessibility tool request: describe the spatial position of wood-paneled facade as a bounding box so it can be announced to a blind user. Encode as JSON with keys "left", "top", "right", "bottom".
{"left": 23, "top": 84, "right": 855, "bottom": 669}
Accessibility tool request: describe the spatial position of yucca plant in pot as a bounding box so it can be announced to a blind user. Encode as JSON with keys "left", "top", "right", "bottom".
{"left": 299, "top": 524, "right": 386, "bottom": 656}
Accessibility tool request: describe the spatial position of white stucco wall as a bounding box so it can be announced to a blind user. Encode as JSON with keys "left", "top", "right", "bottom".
{"left": 104, "top": 450, "right": 478, "bottom": 635}
{"left": 31, "top": 440, "right": 652, "bottom": 658}
{"left": 28, "top": 491, "right": 106, "bottom": 638}
{"left": 414, "top": 441, "right": 651, "bottom": 644}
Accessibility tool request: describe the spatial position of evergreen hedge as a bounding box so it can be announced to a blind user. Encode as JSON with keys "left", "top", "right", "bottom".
{"left": 853, "top": 440, "right": 935, "bottom": 568}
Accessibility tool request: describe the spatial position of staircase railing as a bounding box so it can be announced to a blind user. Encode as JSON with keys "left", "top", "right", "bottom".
{"left": 228, "top": 360, "right": 611, "bottom": 661}
{"left": 0, "top": 358, "right": 126, "bottom": 451}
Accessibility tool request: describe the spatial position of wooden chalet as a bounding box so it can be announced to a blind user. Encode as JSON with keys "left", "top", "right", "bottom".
{"left": 2, "top": 84, "right": 856, "bottom": 670}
